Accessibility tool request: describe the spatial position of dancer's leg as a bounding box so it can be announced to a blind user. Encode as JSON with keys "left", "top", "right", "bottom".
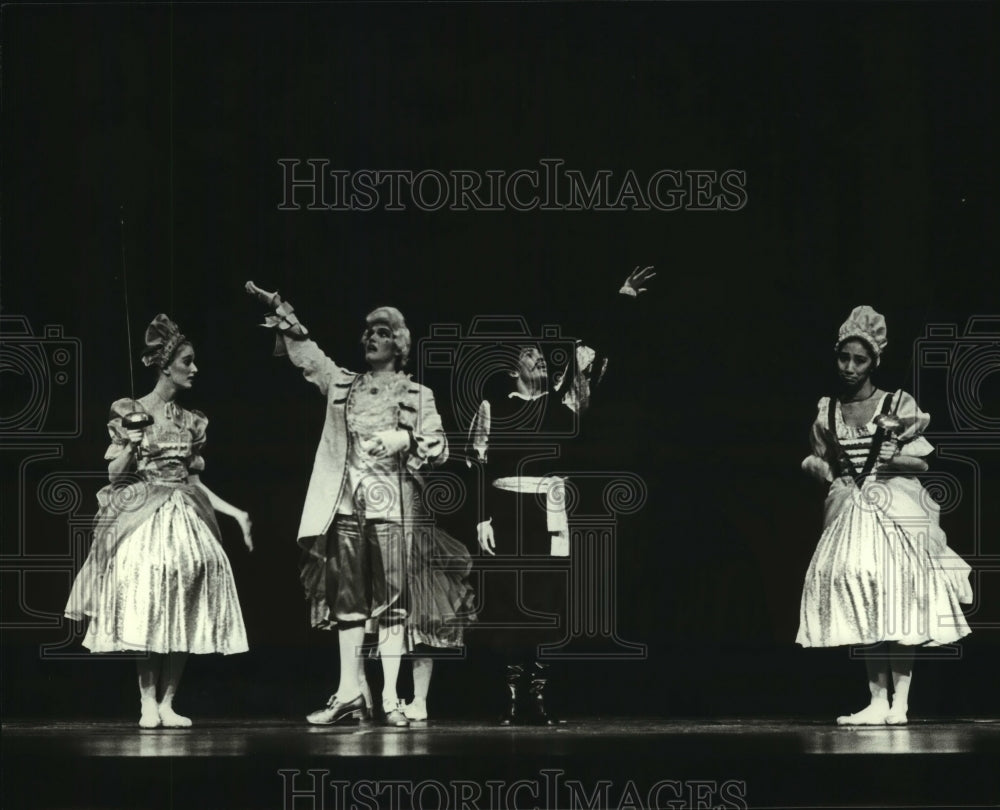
{"left": 306, "top": 623, "right": 368, "bottom": 724}
{"left": 412, "top": 656, "right": 433, "bottom": 700}
{"left": 357, "top": 653, "right": 373, "bottom": 716}
{"left": 158, "top": 652, "right": 192, "bottom": 727}
{"left": 378, "top": 622, "right": 407, "bottom": 723}
{"left": 886, "top": 642, "right": 914, "bottom": 725}
{"left": 336, "top": 624, "right": 366, "bottom": 701}
{"left": 404, "top": 656, "right": 433, "bottom": 721}
{"left": 527, "top": 659, "right": 557, "bottom": 726}
{"left": 137, "top": 654, "right": 163, "bottom": 728}
{"left": 836, "top": 646, "right": 890, "bottom": 725}
{"left": 500, "top": 644, "right": 531, "bottom": 726}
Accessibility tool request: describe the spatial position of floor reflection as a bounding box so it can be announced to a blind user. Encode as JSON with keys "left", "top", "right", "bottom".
{"left": 804, "top": 725, "right": 967, "bottom": 755}
{"left": 303, "top": 724, "right": 435, "bottom": 756}
{"left": 3, "top": 718, "right": 997, "bottom": 758}
{"left": 76, "top": 728, "right": 252, "bottom": 758}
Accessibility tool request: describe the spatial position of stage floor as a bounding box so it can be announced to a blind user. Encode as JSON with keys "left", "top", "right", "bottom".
{"left": 5, "top": 716, "right": 1000, "bottom": 757}
{"left": 4, "top": 717, "right": 999, "bottom": 809}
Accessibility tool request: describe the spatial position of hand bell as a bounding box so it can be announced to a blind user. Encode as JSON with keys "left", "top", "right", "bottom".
{"left": 874, "top": 413, "right": 903, "bottom": 435}
{"left": 122, "top": 411, "right": 154, "bottom": 431}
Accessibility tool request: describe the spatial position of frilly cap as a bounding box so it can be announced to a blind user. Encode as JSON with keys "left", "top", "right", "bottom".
{"left": 141, "top": 313, "right": 188, "bottom": 369}
{"left": 364, "top": 306, "right": 411, "bottom": 367}
{"left": 836, "top": 305, "right": 887, "bottom": 357}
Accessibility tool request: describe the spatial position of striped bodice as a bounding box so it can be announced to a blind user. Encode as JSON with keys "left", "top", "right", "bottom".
{"left": 833, "top": 392, "right": 891, "bottom": 473}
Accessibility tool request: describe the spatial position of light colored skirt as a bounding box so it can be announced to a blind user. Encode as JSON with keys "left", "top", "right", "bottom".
{"left": 66, "top": 489, "right": 248, "bottom": 655}
{"left": 797, "top": 475, "right": 972, "bottom": 647}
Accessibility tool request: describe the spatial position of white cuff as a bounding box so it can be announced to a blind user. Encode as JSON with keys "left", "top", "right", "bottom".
{"left": 373, "top": 429, "right": 410, "bottom": 455}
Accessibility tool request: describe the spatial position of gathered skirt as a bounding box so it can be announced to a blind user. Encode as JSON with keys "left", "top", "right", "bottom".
{"left": 797, "top": 475, "right": 973, "bottom": 648}
{"left": 66, "top": 488, "right": 248, "bottom": 655}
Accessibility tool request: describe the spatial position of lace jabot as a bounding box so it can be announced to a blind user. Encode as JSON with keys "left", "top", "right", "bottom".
{"left": 346, "top": 371, "right": 411, "bottom": 437}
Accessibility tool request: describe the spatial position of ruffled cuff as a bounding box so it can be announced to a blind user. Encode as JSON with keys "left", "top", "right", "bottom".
{"left": 899, "top": 435, "right": 934, "bottom": 458}
{"left": 809, "top": 398, "right": 832, "bottom": 458}
{"left": 260, "top": 299, "right": 309, "bottom": 357}
{"left": 559, "top": 342, "right": 607, "bottom": 415}
{"left": 374, "top": 429, "right": 411, "bottom": 455}
{"left": 890, "top": 390, "right": 933, "bottom": 456}
{"left": 467, "top": 400, "right": 490, "bottom": 465}
{"left": 801, "top": 454, "right": 834, "bottom": 483}
{"left": 104, "top": 436, "right": 131, "bottom": 462}
{"left": 406, "top": 429, "right": 447, "bottom": 471}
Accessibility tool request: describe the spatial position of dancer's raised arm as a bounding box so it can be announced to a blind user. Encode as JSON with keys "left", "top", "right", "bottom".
{"left": 246, "top": 280, "right": 351, "bottom": 396}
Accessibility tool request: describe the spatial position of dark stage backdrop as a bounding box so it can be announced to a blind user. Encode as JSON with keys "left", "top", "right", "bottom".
{"left": 2, "top": 2, "right": 998, "bottom": 723}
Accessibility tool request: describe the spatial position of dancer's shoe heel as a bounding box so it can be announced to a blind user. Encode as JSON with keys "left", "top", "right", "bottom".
{"left": 306, "top": 694, "right": 366, "bottom": 725}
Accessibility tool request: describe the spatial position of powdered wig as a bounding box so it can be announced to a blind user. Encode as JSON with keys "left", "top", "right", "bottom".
{"left": 362, "top": 306, "right": 411, "bottom": 368}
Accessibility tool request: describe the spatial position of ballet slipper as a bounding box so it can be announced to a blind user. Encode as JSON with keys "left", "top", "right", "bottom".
{"left": 836, "top": 698, "right": 890, "bottom": 725}
{"left": 885, "top": 702, "right": 909, "bottom": 725}
{"left": 402, "top": 697, "right": 428, "bottom": 722}
{"left": 158, "top": 704, "right": 193, "bottom": 728}
{"left": 139, "top": 699, "right": 161, "bottom": 729}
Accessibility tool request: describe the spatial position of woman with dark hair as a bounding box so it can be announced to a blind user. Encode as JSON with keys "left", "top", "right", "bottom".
{"left": 797, "top": 305, "right": 973, "bottom": 725}
{"left": 65, "top": 314, "right": 253, "bottom": 728}
{"left": 245, "top": 281, "right": 473, "bottom": 727}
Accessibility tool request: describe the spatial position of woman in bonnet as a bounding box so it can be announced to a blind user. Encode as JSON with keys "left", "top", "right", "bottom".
{"left": 797, "top": 305, "right": 973, "bottom": 725}
{"left": 65, "top": 314, "right": 253, "bottom": 728}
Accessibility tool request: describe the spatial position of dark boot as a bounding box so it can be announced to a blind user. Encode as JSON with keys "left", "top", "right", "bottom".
{"left": 527, "top": 661, "right": 557, "bottom": 726}
{"left": 500, "top": 664, "right": 525, "bottom": 726}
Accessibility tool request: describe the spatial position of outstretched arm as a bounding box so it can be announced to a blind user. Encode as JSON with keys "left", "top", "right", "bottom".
{"left": 245, "top": 280, "right": 350, "bottom": 395}
{"left": 190, "top": 474, "right": 254, "bottom": 552}
{"left": 618, "top": 265, "right": 657, "bottom": 298}
{"left": 245, "top": 281, "right": 308, "bottom": 338}
{"left": 556, "top": 264, "right": 656, "bottom": 414}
